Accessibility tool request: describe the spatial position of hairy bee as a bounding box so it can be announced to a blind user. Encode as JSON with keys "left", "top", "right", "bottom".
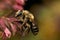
{"left": 15, "top": 10, "right": 39, "bottom": 36}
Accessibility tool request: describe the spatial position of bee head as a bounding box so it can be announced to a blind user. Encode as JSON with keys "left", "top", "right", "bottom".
{"left": 15, "top": 10, "right": 23, "bottom": 17}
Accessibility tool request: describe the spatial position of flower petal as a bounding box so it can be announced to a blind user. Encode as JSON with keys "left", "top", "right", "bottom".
{"left": 4, "top": 28, "right": 11, "bottom": 38}
{"left": 15, "top": 0, "right": 25, "bottom": 5}
{"left": 8, "top": 22, "right": 17, "bottom": 36}
{"left": 13, "top": 4, "right": 23, "bottom": 10}
{"left": 0, "top": 18, "right": 11, "bottom": 38}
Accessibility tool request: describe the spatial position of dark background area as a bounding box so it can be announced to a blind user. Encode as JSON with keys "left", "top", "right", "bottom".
{"left": 24, "top": 0, "right": 43, "bottom": 10}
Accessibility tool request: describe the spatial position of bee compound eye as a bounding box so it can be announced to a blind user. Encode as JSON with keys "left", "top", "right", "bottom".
{"left": 19, "top": 12, "right": 23, "bottom": 16}
{"left": 15, "top": 10, "right": 23, "bottom": 17}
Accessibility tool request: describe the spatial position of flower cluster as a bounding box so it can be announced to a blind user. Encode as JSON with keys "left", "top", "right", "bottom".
{"left": 0, "top": 0, "right": 27, "bottom": 40}
{"left": 0, "top": 0, "right": 26, "bottom": 11}
{"left": 0, "top": 17, "right": 22, "bottom": 40}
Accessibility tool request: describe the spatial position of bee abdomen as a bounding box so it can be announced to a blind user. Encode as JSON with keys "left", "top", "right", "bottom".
{"left": 31, "top": 23, "right": 39, "bottom": 35}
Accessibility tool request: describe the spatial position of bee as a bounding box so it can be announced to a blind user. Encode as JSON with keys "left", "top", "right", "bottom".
{"left": 15, "top": 10, "right": 39, "bottom": 36}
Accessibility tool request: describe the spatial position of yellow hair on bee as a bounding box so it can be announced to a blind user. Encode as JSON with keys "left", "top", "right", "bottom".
{"left": 22, "top": 10, "right": 29, "bottom": 15}
{"left": 29, "top": 13, "right": 34, "bottom": 20}
{"left": 22, "top": 10, "right": 34, "bottom": 21}
{"left": 15, "top": 10, "right": 21, "bottom": 17}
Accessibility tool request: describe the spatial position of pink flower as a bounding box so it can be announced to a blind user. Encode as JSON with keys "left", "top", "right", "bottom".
{"left": 12, "top": 4, "right": 23, "bottom": 11}
{"left": 12, "top": 0, "right": 25, "bottom": 10}
{"left": 15, "top": 0, "right": 25, "bottom": 5}
{"left": 0, "top": 0, "right": 26, "bottom": 11}
{"left": 0, "top": 2, "right": 6, "bottom": 11}
{"left": 0, "top": 0, "right": 27, "bottom": 40}
{"left": 0, "top": 17, "right": 22, "bottom": 40}
{"left": 0, "top": 18, "right": 11, "bottom": 40}
{"left": 4, "top": 28, "right": 11, "bottom": 38}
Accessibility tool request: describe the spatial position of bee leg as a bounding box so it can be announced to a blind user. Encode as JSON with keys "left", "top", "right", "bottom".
{"left": 21, "top": 23, "right": 30, "bottom": 37}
